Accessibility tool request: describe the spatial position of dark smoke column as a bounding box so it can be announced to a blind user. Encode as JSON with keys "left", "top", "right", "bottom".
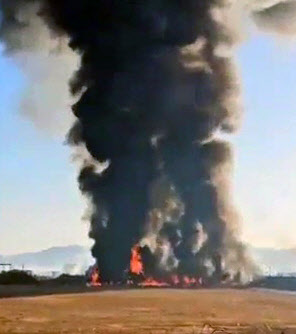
{"left": 42, "top": 0, "right": 251, "bottom": 282}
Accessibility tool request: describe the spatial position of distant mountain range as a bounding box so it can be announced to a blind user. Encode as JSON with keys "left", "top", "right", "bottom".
{"left": 0, "top": 245, "right": 93, "bottom": 275}
{"left": 1, "top": 245, "right": 296, "bottom": 276}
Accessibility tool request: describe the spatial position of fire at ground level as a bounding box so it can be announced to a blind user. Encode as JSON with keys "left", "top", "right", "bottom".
{"left": 1, "top": 288, "right": 296, "bottom": 333}
{"left": 87, "top": 245, "right": 237, "bottom": 288}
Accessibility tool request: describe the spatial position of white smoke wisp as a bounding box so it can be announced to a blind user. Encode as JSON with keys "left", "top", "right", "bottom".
{"left": 0, "top": 0, "right": 79, "bottom": 136}
{"left": 62, "top": 250, "right": 95, "bottom": 276}
{"left": 246, "top": 0, "right": 296, "bottom": 36}
{"left": 14, "top": 49, "right": 79, "bottom": 136}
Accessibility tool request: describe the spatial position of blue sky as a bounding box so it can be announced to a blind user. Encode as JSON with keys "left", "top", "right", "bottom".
{"left": 234, "top": 34, "right": 296, "bottom": 248}
{"left": 0, "top": 50, "right": 88, "bottom": 254}
{"left": 1, "top": 32, "right": 296, "bottom": 255}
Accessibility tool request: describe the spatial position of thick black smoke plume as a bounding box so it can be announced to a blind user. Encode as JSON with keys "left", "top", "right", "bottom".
{"left": 39, "top": 0, "right": 249, "bottom": 283}
{"left": 7, "top": 0, "right": 296, "bottom": 282}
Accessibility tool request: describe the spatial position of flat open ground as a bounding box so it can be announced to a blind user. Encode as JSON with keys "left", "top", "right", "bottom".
{"left": 1, "top": 288, "right": 296, "bottom": 334}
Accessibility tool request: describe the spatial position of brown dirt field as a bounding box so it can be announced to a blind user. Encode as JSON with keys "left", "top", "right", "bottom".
{"left": 0, "top": 284, "right": 94, "bottom": 299}
{"left": 0, "top": 288, "right": 296, "bottom": 334}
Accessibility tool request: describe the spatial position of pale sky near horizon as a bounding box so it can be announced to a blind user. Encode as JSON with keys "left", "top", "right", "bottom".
{"left": 1, "top": 29, "right": 296, "bottom": 255}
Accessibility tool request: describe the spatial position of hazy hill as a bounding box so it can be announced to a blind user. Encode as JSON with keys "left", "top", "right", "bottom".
{"left": 0, "top": 245, "right": 93, "bottom": 275}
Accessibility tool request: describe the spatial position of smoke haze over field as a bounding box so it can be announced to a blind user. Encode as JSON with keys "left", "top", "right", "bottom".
{"left": 1, "top": 0, "right": 295, "bottom": 283}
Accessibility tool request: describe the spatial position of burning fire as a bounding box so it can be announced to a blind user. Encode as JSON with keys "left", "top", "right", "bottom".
{"left": 130, "top": 244, "right": 144, "bottom": 275}
{"left": 139, "top": 277, "right": 169, "bottom": 287}
{"left": 182, "top": 276, "right": 198, "bottom": 287}
{"left": 171, "top": 274, "right": 180, "bottom": 285}
{"left": 88, "top": 266, "right": 102, "bottom": 287}
{"left": 86, "top": 245, "right": 203, "bottom": 288}
{"left": 129, "top": 244, "right": 203, "bottom": 288}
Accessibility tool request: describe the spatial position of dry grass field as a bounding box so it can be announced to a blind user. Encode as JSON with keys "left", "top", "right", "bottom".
{"left": 1, "top": 288, "right": 296, "bottom": 334}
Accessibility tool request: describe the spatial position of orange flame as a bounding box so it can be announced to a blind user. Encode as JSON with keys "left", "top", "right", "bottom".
{"left": 130, "top": 244, "right": 144, "bottom": 275}
{"left": 182, "top": 276, "right": 197, "bottom": 287}
{"left": 171, "top": 274, "right": 180, "bottom": 285}
{"left": 140, "top": 277, "right": 170, "bottom": 287}
{"left": 88, "top": 266, "right": 102, "bottom": 287}
{"left": 129, "top": 244, "right": 203, "bottom": 288}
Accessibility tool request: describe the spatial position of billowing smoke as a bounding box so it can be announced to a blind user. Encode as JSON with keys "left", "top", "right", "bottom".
{"left": 1, "top": 0, "right": 294, "bottom": 283}
{"left": 0, "top": 0, "right": 78, "bottom": 135}
{"left": 252, "top": 0, "right": 296, "bottom": 35}
{"left": 40, "top": 0, "right": 248, "bottom": 283}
